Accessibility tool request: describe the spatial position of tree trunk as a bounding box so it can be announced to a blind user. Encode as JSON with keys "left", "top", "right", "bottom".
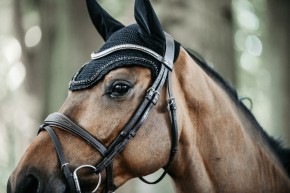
{"left": 37, "top": 0, "right": 102, "bottom": 117}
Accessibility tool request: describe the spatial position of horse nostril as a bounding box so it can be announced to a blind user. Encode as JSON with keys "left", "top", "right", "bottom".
{"left": 21, "top": 174, "right": 39, "bottom": 193}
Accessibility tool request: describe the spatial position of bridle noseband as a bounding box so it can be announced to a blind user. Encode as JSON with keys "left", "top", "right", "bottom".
{"left": 38, "top": 33, "right": 178, "bottom": 193}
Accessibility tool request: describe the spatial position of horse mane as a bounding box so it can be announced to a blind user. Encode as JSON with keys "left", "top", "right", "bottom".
{"left": 185, "top": 48, "right": 290, "bottom": 177}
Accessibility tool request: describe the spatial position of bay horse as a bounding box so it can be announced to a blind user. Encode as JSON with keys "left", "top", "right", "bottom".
{"left": 7, "top": 0, "right": 290, "bottom": 193}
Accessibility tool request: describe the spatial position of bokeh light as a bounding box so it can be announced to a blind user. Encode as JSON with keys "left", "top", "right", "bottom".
{"left": 1, "top": 36, "right": 22, "bottom": 64}
{"left": 24, "top": 25, "right": 42, "bottom": 47}
{"left": 245, "top": 35, "right": 262, "bottom": 56}
{"left": 6, "top": 61, "right": 26, "bottom": 91}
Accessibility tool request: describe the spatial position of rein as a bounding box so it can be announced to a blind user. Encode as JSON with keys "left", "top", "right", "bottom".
{"left": 38, "top": 33, "right": 178, "bottom": 193}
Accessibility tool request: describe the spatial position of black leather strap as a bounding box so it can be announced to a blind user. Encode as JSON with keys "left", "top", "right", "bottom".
{"left": 44, "top": 113, "right": 107, "bottom": 156}
{"left": 39, "top": 126, "right": 77, "bottom": 193}
{"left": 105, "top": 164, "right": 116, "bottom": 193}
{"left": 163, "top": 32, "right": 175, "bottom": 70}
{"left": 139, "top": 33, "right": 178, "bottom": 184}
{"left": 41, "top": 114, "right": 116, "bottom": 193}
{"left": 167, "top": 72, "right": 178, "bottom": 155}
{"left": 106, "top": 65, "right": 167, "bottom": 154}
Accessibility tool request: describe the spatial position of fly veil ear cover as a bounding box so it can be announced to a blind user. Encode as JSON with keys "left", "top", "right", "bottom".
{"left": 86, "top": 0, "right": 125, "bottom": 40}
{"left": 134, "top": 0, "right": 166, "bottom": 55}
{"left": 69, "top": 0, "right": 179, "bottom": 91}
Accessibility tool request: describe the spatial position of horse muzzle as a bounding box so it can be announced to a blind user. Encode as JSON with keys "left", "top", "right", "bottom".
{"left": 7, "top": 168, "right": 68, "bottom": 193}
{"left": 7, "top": 164, "right": 105, "bottom": 193}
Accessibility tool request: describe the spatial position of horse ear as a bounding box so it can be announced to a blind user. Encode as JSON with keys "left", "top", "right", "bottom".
{"left": 86, "top": 0, "right": 125, "bottom": 41}
{"left": 134, "top": 0, "right": 165, "bottom": 49}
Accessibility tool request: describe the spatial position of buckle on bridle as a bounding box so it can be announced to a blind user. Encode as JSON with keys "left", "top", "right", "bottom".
{"left": 146, "top": 87, "right": 160, "bottom": 105}
{"left": 168, "top": 97, "right": 176, "bottom": 110}
{"left": 61, "top": 163, "right": 69, "bottom": 171}
{"left": 73, "top": 165, "right": 102, "bottom": 193}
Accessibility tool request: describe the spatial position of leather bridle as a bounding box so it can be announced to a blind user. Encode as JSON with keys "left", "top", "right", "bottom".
{"left": 38, "top": 33, "right": 178, "bottom": 193}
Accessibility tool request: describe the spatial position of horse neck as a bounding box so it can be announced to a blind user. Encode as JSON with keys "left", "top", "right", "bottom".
{"left": 168, "top": 48, "right": 290, "bottom": 193}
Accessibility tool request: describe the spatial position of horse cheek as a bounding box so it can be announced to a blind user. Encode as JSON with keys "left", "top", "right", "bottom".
{"left": 119, "top": 112, "right": 169, "bottom": 177}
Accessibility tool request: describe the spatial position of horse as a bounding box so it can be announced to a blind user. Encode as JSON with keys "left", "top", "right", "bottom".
{"left": 7, "top": 0, "right": 290, "bottom": 193}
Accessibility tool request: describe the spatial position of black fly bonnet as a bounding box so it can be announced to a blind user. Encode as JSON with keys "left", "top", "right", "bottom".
{"left": 38, "top": 0, "right": 180, "bottom": 192}
{"left": 69, "top": 24, "right": 179, "bottom": 91}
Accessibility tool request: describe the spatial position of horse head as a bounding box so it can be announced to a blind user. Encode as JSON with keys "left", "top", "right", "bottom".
{"left": 8, "top": 0, "right": 181, "bottom": 192}
{"left": 7, "top": 0, "right": 290, "bottom": 193}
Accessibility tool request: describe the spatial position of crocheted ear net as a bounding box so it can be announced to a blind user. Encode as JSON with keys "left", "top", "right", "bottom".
{"left": 69, "top": 24, "right": 179, "bottom": 91}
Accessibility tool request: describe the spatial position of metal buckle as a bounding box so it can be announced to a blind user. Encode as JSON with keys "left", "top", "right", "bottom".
{"left": 73, "top": 165, "right": 102, "bottom": 193}
{"left": 61, "top": 163, "right": 69, "bottom": 171}
{"left": 146, "top": 87, "right": 160, "bottom": 105}
{"left": 168, "top": 97, "right": 176, "bottom": 110}
{"left": 146, "top": 87, "right": 155, "bottom": 99}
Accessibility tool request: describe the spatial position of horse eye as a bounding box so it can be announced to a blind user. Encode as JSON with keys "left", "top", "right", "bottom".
{"left": 110, "top": 83, "right": 131, "bottom": 97}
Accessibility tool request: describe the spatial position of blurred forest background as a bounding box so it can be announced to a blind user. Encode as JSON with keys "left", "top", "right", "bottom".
{"left": 0, "top": 0, "right": 289, "bottom": 192}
